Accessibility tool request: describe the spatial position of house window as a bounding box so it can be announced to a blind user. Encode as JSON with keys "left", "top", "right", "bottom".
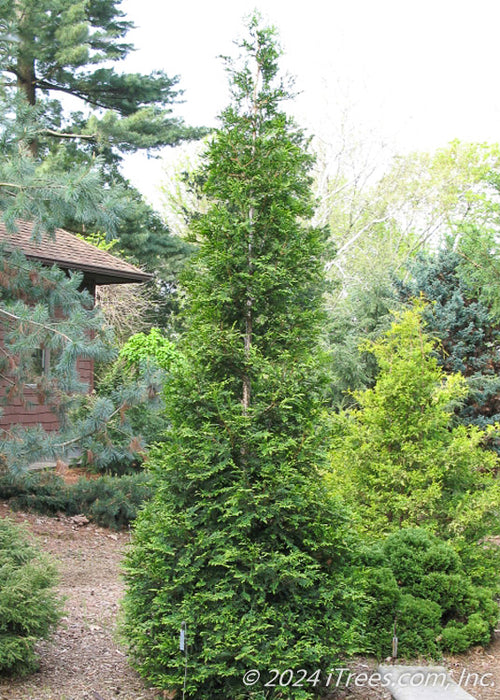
{"left": 29, "top": 348, "right": 46, "bottom": 376}
{"left": 25, "top": 347, "right": 55, "bottom": 387}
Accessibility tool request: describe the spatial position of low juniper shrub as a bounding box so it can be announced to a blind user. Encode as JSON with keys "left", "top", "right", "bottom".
{"left": 0, "top": 471, "right": 153, "bottom": 530}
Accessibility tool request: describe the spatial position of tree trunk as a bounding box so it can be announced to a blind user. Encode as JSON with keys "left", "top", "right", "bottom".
{"left": 241, "top": 64, "right": 262, "bottom": 414}
{"left": 16, "top": 56, "right": 36, "bottom": 107}
{"left": 16, "top": 0, "right": 38, "bottom": 156}
{"left": 242, "top": 205, "right": 254, "bottom": 414}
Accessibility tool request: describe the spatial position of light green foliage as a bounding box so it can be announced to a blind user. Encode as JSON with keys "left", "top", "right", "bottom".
{"left": 122, "top": 17, "right": 357, "bottom": 699}
{"left": 329, "top": 302, "right": 500, "bottom": 540}
{"left": 119, "top": 328, "right": 180, "bottom": 371}
{"left": 159, "top": 139, "right": 210, "bottom": 239}
{"left": 75, "top": 232, "right": 118, "bottom": 253}
{"left": 359, "top": 529, "right": 498, "bottom": 658}
{"left": 0, "top": 518, "right": 61, "bottom": 675}
{"left": 323, "top": 140, "right": 500, "bottom": 300}
{"left": 321, "top": 141, "right": 500, "bottom": 411}
{"left": 375, "top": 141, "right": 500, "bottom": 247}
{"left": 458, "top": 227, "right": 500, "bottom": 320}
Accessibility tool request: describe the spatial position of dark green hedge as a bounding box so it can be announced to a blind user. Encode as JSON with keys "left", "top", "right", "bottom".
{"left": 359, "top": 528, "right": 499, "bottom": 658}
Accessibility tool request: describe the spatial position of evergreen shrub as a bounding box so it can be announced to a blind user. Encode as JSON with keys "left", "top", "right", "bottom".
{"left": 0, "top": 471, "right": 152, "bottom": 530}
{"left": 360, "top": 528, "right": 498, "bottom": 659}
{"left": 328, "top": 302, "right": 500, "bottom": 573}
{"left": 0, "top": 519, "right": 61, "bottom": 676}
{"left": 397, "top": 249, "right": 500, "bottom": 451}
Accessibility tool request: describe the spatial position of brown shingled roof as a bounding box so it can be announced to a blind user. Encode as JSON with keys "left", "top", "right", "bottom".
{"left": 0, "top": 220, "right": 152, "bottom": 285}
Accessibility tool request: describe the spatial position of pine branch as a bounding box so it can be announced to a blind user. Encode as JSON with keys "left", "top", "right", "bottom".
{"left": 41, "top": 129, "right": 98, "bottom": 141}
{"left": 0, "top": 182, "right": 27, "bottom": 189}
{"left": 34, "top": 79, "right": 112, "bottom": 111}
{"left": 0, "top": 308, "right": 73, "bottom": 343}
{"left": 52, "top": 401, "right": 136, "bottom": 450}
{"left": 0, "top": 177, "right": 89, "bottom": 191}
{"left": 0, "top": 372, "right": 16, "bottom": 387}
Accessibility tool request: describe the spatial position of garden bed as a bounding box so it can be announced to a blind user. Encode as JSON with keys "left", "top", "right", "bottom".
{"left": 0, "top": 503, "right": 497, "bottom": 700}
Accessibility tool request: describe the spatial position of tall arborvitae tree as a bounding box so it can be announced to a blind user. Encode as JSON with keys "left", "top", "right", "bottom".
{"left": 123, "top": 18, "right": 356, "bottom": 699}
{"left": 0, "top": 0, "right": 202, "bottom": 301}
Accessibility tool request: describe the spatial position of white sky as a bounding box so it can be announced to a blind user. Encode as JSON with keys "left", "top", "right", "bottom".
{"left": 119, "top": 0, "right": 500, "bottom": 204}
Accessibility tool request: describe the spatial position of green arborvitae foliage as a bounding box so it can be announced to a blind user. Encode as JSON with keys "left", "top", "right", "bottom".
{"left": 0, "top": 518, "right": 62, "bottom": 675}
{"left": 397, "top": 248, "right": 500, "bottom": 449}
{"left": 328, "top": 302, "right": 500, "bottom": 543}
{"left": 122, "top": 17, "right": 357, "bottom": 699}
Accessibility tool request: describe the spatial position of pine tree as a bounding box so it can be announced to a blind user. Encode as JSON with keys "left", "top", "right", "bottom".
{"left": 0, "top": 0, "right": 203, "bottom": 292}
{"left": 0, "top": 2, "right": 194, "bottom": 463}
{"left": 0, "top": 245, "right": 166, "bottom": 472}
{"left": 0, "top": 90, "right": 120, "bottom": 236}
{"left": 397, "top": 249, "right": 500, "bottom": 450}
{"left": 122, "top": 17, "right": 356, "bottom": 699}
{"left": 0, "top": 0, "right": 198, "bottom": 158}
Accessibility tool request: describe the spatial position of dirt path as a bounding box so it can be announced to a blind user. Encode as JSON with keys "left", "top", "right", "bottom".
{"left": 0, "top": 502, "right": 497, "bottom": 700}
{"left": 0, "top": 503, "right": 159, "bottom": 700}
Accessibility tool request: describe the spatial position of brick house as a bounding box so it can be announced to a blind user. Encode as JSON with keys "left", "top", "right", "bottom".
{"left": 0, "top": 220, "right": 152, "bottom": 433}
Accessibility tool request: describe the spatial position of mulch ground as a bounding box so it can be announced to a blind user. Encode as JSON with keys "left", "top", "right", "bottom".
{"left": 0, "top": 504, "right": 160, "bottom": 700}
{"left": 0, "top": 501, "right": 497, "bottom": 700}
